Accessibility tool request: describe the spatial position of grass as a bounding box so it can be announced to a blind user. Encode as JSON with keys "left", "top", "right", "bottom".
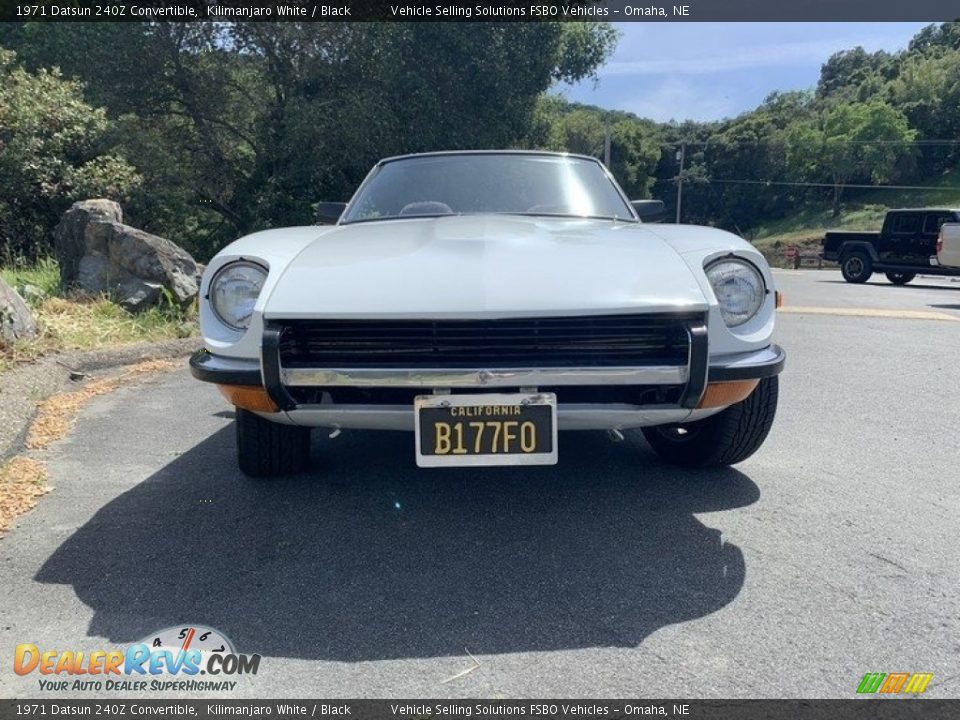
{"left": 0, "top": 256, "right": 62, "bottom": 297}
{"left": 1, "top": 258, "right": 197, "bottom": 371}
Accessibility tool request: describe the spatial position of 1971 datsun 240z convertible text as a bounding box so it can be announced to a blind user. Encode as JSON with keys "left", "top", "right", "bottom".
{"left": 190, "top": 151, "right": 785, "bottom": 476}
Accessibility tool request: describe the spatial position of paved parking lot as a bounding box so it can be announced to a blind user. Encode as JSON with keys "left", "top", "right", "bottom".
{"left": 1, "top": 269, "right": 958, "bottom": 699}
{"left": 775, "top": 268, "right": 960, "bottom": 319}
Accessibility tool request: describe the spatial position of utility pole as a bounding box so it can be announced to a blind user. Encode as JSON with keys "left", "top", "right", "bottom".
{"left": 675, "top": 142, "right": 685, "bottom": 224}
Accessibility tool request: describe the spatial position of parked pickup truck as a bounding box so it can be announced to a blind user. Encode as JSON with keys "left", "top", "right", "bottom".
{"left": 821, "top": 208, "right": 960, "bottom": 284}
{"left": 937, "top": 223, "right": 960, "bottom": 268}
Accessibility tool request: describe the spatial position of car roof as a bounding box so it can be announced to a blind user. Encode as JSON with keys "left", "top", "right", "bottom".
{"left": 378, "top": 150, "right": 602, "bottom": 165}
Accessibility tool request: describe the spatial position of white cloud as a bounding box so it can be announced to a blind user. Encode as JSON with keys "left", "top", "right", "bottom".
{"left": 560, "top": 22, "right": 932, "bottom": 122}
{"left": 602, "top": 39, "right": 868, "bottom": 76}
{"left": 600, "top": 22, "right": 930, "bottom": 77}
{"left": 618, "top": 78, "right": 738, "bottom": 123}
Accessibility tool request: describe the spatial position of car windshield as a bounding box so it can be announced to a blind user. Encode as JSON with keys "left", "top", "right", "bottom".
{"left": 341, "top": 154, "right": 636, "bottom": 224}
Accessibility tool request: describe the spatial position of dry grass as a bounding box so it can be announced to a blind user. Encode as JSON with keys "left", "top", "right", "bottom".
{"left": 0, "top": 457, "right": 50, "bottom": 536}
{"left": 1, "top": 258, "right": 197, "bottom": 372}
{"left": 39, "top": 295, "right": 195, "bottom": 347}
{"left": 2, "top": 295, "right": 196, "bottom": 370}
{"left": 1, "top": 358, "right": 179, "bottom": 537}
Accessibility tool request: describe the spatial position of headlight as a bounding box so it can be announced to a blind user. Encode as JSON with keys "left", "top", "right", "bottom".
{"left": 209, "top": 261, "right": 267, "bottom": 331}
{"left": 706, "top": 258, "right": 766, "bottom": 327}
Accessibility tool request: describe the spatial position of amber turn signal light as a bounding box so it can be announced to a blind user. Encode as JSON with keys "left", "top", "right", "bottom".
{"left": 216, "top": 384, "right": 279, "bottom": 413}
{"left": 775, "top": 291, "right": 784, "bottom": 309}
{"left": 697, "top": 379, "right": 760, "bottom": 409}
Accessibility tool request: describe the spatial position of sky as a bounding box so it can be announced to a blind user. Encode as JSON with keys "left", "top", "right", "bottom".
{"left": 561, "top": 22, "right": 933, "bottom": 123}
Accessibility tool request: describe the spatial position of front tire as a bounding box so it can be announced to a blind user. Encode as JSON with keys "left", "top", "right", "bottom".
{"left": 642, "top": 376, "right": 779, "bottom": 468}
{"left": 885, "top": 272, "right": 916, "bottom": 285}
{"left": 235, "top": 408, "right": 311, "bottom": 477}
{"left": 841, "top": 252, "right": 873, "bottom": 283}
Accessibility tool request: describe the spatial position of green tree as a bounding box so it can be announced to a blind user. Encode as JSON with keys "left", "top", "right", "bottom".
{"left": 607, "top": 120, "right": 661, "bottom": 199}
{"left": 816, "top": 47, "right": 898, "bottom": 102}
{"left": 787, "top": 101, "right": 917, "bottom": 217}
{"left": 532, "top": 100, "right": 660, "bottom": 199}
{"left": 2, "top": 22, "right": 617, "bottom": 259}
{"left": 694, "top": 91, "right": 815, "bottom": 232}
{"left": 907, "top": 22, "right": 960, "bottom": 56}
{"left": 888, "top": 50, "right": 960, "bottom": 173}
{"left": 550, "top": 109, "right": 606, "bottom": 155}
{"left": 0, "top": 49, "right": 139, "bottom": 261}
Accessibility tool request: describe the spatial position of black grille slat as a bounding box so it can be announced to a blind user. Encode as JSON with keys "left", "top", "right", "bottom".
{"left": 277, "top": 313, "right": 700, "bottom": 369}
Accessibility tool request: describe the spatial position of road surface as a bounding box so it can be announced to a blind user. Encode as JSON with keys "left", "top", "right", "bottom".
{"left": 1, "top": 269, "right": 958, "bottom": 699}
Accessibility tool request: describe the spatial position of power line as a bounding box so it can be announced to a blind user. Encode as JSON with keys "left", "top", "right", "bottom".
{"left": 659, "top": 139, "right": 960, "bottom": 147}
{"left": 705, "top": 178, "right": 959, "bottom": 191}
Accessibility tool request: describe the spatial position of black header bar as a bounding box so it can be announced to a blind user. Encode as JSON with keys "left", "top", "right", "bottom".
{"left": 1, "top": 700, "right": 959, "bottom": 720}
{"left": 1, "top": 1, "right": 959, "bottom": 23}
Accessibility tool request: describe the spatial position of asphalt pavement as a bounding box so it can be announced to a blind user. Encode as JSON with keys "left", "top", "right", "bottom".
{"left": 1, "top": 269, "right": 958, "bottom": 699}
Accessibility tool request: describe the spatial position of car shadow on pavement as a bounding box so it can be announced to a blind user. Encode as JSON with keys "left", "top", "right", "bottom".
{"left": 35, "top": 425, "right": 758, "bottom": 661}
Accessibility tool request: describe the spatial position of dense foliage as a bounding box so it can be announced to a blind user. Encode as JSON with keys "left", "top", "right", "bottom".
{"left": 0, "top": 48, "right": 139, "bottom": 262}
{"left": 0, "top": 21, "right": 617, "bottom": 260}
{"left": 0, "top": 21, "right": 958, "bottom": 261}
{"left": 654, "top": 22, "right": 960, "bottom": 230}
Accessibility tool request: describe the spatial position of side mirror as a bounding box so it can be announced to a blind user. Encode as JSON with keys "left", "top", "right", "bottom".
{"left": 315, "top": 201, "right": 347, "bottom": 225}
{"left": 631, "top": 199, "right": 665, "bottom": 223}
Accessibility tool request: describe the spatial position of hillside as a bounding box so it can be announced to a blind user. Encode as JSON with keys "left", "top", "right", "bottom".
{"left": 747, "top": 168, "right": 960, "bottom": 264}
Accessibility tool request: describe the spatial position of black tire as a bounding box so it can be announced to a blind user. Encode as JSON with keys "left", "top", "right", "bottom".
{"left": 840, "top": 251, "right": 873, "bottom": 283}
{"left": 885, "top": 272, "right": 916, "bottom": 286}
{"left": 642, "top": 376, "right": 779, "bottom": 468}
{"left": 235, "top": 408, "right": 311, "bottom": 477}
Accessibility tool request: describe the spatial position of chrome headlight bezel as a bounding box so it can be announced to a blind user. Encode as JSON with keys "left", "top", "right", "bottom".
{"left": 705, "top": 257, "right": 766, "bottom": 328}
{"left": 209, "top": 260, "right": 268, "bottom": 332}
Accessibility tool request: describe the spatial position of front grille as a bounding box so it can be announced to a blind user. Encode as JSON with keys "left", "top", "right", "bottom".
{"left": 276, "top": 313, "right": 700, "bottom": 369}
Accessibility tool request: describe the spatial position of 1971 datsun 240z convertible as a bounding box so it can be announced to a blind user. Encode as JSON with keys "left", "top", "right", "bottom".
{"left": 190, "top": 151, "right": 785, "bottom": 476}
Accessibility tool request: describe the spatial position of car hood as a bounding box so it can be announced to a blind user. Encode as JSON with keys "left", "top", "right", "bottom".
{"left": 262, "top": 216, "right": 709, "bottom": 319}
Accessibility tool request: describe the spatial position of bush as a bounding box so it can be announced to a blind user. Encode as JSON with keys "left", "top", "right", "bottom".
{"left": 0, "top": 49, "right": 139, "bottom": 262}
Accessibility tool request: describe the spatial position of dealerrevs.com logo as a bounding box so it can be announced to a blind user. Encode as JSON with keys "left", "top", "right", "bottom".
{"left": 14, "top": 625, "right": 260, "bottom": 693}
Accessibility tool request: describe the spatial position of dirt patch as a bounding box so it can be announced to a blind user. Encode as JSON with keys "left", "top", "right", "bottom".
{"left": 1, "top": 358, "right": 179, "bottom": 537}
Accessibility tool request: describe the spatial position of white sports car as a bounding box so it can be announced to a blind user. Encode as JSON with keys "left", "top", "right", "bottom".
{"left": 190, "top": 151, "right": 785, "bottom": 476}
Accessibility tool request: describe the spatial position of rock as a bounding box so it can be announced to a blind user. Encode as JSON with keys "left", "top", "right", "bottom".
{"left": 53, "top": 199, "right": 201, "bottom": 312}
{"left": 53, "top": 199, "right": 123, "bottom": 286}
{"left": 106, "top": 225, "right": 198, "bottom": 304}
{"left": 77, "top": 255, "right": 111, "bottom": 295}
{"left": 115, "top": 277, "right": 163, "bottom": 313}
{"left": 0, "top": 277, "right": 37, "bottom": 345}
{"left": 18, "top": 284, "right": 47, "bottom": 304}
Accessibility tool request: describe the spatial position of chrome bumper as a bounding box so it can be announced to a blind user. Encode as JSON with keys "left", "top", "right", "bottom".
{"left": 279, "top": 365, "right": 688, "bottom": 388}
{"left": 191, "top": 336, "right": 784, "bottom": 412}
{"left": 278, "top": 404, "right": 731, "bottom": 432}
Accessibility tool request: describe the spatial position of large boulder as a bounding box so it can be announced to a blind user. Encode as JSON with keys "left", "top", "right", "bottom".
{"left": 54, "top": 200, "right": 201, "bottom": 312}
{"left": 53, "top": 199, "right": 123, "bottom": 286}
{"left": 0, "top": 277, "right": 37, "bottom": 345}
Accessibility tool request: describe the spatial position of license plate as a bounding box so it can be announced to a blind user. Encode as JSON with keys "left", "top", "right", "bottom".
{"left": 415, "top": 393, "right": 557, "bottom": 467}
